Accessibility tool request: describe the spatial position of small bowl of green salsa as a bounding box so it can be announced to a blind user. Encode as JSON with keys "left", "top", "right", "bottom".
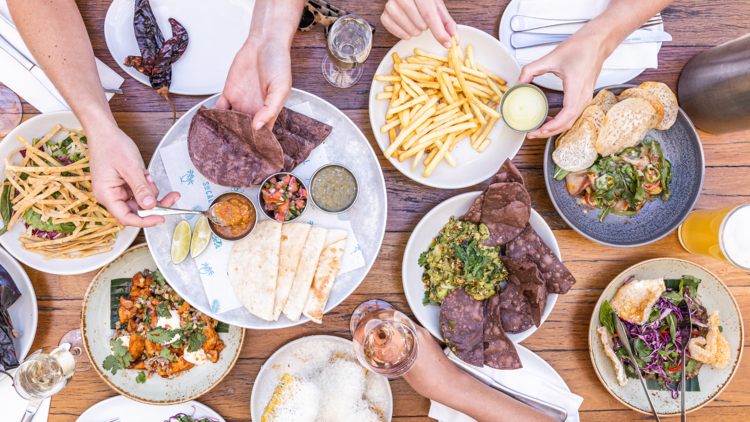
{"left": 310, "top": 164, "right": 359, "bottom": 214}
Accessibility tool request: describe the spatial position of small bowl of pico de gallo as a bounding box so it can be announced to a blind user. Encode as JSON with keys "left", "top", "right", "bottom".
{"left": 258, "top": 172, "right": 309, "bottom": 223}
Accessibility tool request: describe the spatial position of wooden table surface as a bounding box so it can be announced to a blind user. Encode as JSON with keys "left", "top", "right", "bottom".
{"left": 2, "top": 0, "right": 749, "bottom": 420}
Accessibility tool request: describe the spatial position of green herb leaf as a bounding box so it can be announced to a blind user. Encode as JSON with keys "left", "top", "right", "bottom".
{"left": 647, "top": 307, "right": 661, "bottom": 323}
{"left": 685, "top": 358, "right": 699, "bottom": 373}
{"left": 187, "top": 333, "right": 207, "bottom": 352}
{"left": 599, "top": 300, "right": 616, "bottom": 335}
{"left": 102, "top": 355, "right": 121, "bottom": 375}
{"left": 155, "top": 302, "right": 171, "bottom": 318}
{"left": 152, "top": 269, "right": 166, "bottom": 287}
{"left": 667, "top": 313, "right": 677, "bottom": 345}
{"left": 553, "top": 165, "right": 570, "bottom": 181}
{"left": 661, "top": 291, "right": 683, "bottom": 305}
{"left": 112, "top": 337, "right": 128, "bottom": 356}
{"left": 634, "top": 338, "right": 651, "bottom": 357}
{"left": 160, "top": 347, "right": 175, "bottom": 362}
{"left": 0, "top": 181, "right": 11, "bottom": 237}
{"left": 418, "top": 251, "right": 427, "bottom": 267}
{"left": 146, "top": 327, "right": 179, "bottom": 344}
{"left": 136, "top": 371, "right": 147, "bottom": 384}
{"left": 681, "top": 275, "right": 701, "bottom": 297}
{"left": 23, "top": 208, "right": 76, "bottom": 233}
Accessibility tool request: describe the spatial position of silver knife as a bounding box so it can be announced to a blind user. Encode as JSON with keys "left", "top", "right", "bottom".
{"left": 615, "top": 318, "right": 661, "bottom": 421}
{"left": 20, "top": 398, "right": 44, "bottom": 422}
{"left": 0, "top": 34, "right": 69, "bottom": 108}
{"left": 511, "top": 29, "right": 672, "bottom": 49}
{"left": 446, "top": 351, "right": 568, "bottom": 421}
{"left": 511, "top": 14, "right": 661, "bottom": 32}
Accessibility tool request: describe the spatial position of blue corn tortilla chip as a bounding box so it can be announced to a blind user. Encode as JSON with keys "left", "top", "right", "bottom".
{"left": 505, "top": 224, "right": 577, "bottom": 294}
{"left": 440, "top": 288, "right": 484, "bottom": 367}
{"left": 483, "top": 292, "right": 522, "bottom": 369}
{"left": 502, "top": 257, "right": 548, "bottom": 328}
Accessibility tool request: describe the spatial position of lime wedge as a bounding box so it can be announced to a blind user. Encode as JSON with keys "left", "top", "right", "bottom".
{"left": 171, "top": 220, "right": 191, "bottom": 264}
{"left": 190, "top": 215, "right": 211, "bottom": 258}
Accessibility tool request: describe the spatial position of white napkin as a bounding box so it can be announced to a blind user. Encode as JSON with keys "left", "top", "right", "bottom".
{"left": 515, "top": 0, "right": 659, "bottom": 70}
{"left": 0, "top": 371, "right": 51, "bottom": 422}
{"left": 429, "top": 350, "right": 583, "bottom": 422}
{"left": 0, "top": 1, "right": 124, "bottom": 112}
{"left": 160, "top": 102, "right": 366, "bottom": 314}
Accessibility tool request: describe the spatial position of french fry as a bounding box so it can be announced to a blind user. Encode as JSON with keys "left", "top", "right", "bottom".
{"left": 387, "top": 93, "right": 428, "bottom": 115}
{"left": 384, "top": 106, "right": 437, "bottom": 157}
{"left": 374, "top": 75, "right": 401, "bottom": 83}
{"left": 384, "top": 86, "right": 394, "bottom": 92}
{"left": 415, "top": 48, "right": 448, "bottom": 62}
{"left": 380, "top": 119, "right": 400, "bottom": 133}
{"left": 467, "top": 46, "right": 477, "bottom": 70}
{"left": 400, "top": 74, "right": 425, "bottom": 96}
{"left": 473, "top": 117, "right": 497, "bottom": 149}
{"left": 376, "top": 92, "right": 392, "bottom": 100}
{"left": 411, "top": 149, "right": 425, "bottom": 172}
{"left": 396, "top": 68, "right": 434, "bottom": 82}
{"left": 471, "top": 97, "right": 501, "bottom": 119}
{"left": 476, "top": 63, "right": 506, "bottom": 85}
{"left": 391, "top": 52, "right": 402, "bottom": 65}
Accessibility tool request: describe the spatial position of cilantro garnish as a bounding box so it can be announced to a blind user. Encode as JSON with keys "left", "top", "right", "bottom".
{"left": 155, "top": 302, "right": 172, "bottom": 318}
{"left": 136, "top": 371, "right": 147, "bottom": 384}
{"left": 187, "top": 333, "right": 207, "bottom": 352}
{"left": 147, "top": 327, "right": 180, "bottom": 344}
{"left": 101, "top": 338, "right": 133, "bottom": 375}
{"left": 160, "top": 347, "right": 175, "bottom": 362}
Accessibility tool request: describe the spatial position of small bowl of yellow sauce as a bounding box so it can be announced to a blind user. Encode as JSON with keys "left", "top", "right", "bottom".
{"left": 309, "top": 164, "right": 359, "bottom": 214}
{"left": 500, "top": 84, "right": 549, "bottom": 132}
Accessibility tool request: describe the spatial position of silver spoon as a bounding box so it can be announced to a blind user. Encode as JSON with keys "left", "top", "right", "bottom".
{"left": 137, "top": 205, "right": 228, "bottom": 226}
{"left": 678, "top": 300, "right": 694, "bottom": 421}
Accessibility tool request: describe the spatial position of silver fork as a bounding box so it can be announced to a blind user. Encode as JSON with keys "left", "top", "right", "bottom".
{"left": 678, "top": 301, "right": 693, "bottom": 421}
{"left": 511, "top": 14, "right": 662, "bottom": 32}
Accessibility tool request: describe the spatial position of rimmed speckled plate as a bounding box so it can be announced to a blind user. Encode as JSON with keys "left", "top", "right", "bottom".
{"left": 81, "top": 243, "right": 245, "bottom": 405}
{"left": 544, "top": 85, "right": 704, "bottom": 248}
{"left": 588, "top": 258, "right": 743, "bottom": 416}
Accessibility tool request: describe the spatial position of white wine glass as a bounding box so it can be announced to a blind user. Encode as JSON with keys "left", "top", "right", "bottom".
{"left": 322, "top": 14, "right": 373, "bottom": 88}
{"left": 350, "top": 299, "right": 419, "bottom": 378}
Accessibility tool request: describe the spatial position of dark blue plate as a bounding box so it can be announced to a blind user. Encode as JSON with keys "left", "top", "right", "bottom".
{"left": 544, "top": 85, "right": 705, "bottom": 247}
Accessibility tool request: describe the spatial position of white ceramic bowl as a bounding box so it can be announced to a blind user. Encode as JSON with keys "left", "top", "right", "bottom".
{"left": 369, "top": 25, "right": 525, "bottom": 189}
{"left": 81, "top": 243, "right": 245, "bottom": 404}
{"left": 589, "top": 258, "right": 744, "bottom": 416}
{"left": 0, "top": 111, "right": 139, "bottom": 275}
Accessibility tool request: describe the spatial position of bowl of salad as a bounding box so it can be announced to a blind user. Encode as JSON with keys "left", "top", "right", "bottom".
{"left": 589, "top": 258, "right": 743, "bottom": 416}
{"left": 258, "top": 172, "right": 308, "bottom": 223}
{"left": 544, "top": 84, "right": 704, "bottom": 248}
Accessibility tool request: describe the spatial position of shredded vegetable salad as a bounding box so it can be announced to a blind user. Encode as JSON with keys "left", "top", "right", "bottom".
{"left": 600, "top": 276, "right": 707, "bottom": 399}
{"left": 165, "top": 406, "right": 219, "bottom": 422}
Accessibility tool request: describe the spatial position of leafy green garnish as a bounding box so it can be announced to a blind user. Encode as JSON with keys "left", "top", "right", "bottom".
{"left": 647, "top": 307, "right": 661, "bottom": 323}
{"left": 146, "top": 327, "right": 180, "bottom": 344}
{"left": 666, "top": 313, "right": 677, "bottom": 345}
{"left": 136, "top": 371, "right": 147, "bottom": 384}
{"left": 661, "top": 290, "right": 683, "bottom": 305}
{"left": 155, "top": 302, "right": 172, "bottom": 318}
{"left": 553, "top": 165, "right": 570, "bottom": 181}
{"left": 599, "top": 300, "right": 616, "bottom": 335}
{"left": 23, "top": 209, "right": 76, "bottom": 233}
{"left": 152, "top": 269, "right": 166, "bottom": 288}
{"left": 160, "top": 347, "right": 175, "bottom": 362}
{"left": 101, "top": 338, "right": 133, "bottom": 375}
{"left": 634, "top": 338, "right": 651, "bottom": 358}
{"left": 681, "top": 275, "right": 701, "bottom": 297}
{"left": 0, "top": 181, "right": 11, "bottom": 237}
{"left": 685, "top": 358, "right": 699, "bottom": 373}
{"left": 417, "top": 251, "right": 428, "bottom": 267}
{"left": 187, "top": 333, "right": 207, "bottom": 352}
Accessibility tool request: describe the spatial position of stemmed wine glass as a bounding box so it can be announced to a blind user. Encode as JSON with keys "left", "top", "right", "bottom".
{"left": 350, "top": 300, "right": 419, "bottom": 378}
{"left": 322, "top": 14, "right": 373, "bottom": 88}
{"left": 0, "top": 86, "right": 22, "bottom": 137}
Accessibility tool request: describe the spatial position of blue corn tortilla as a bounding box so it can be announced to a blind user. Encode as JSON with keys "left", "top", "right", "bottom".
{"left": 440, "top": 288, "right": 484, "bottom": 367}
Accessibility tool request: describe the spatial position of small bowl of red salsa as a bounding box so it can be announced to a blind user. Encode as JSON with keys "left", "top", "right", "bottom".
{"left": 258, "top": 172, "right": 309, "bottom": 223}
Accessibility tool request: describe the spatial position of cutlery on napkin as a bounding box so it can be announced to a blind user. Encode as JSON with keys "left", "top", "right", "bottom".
{"left": 514, "top": 0, "right": 666, "bottom": 70}
{"left": 511, "top": 29, "right": 672, "bottom": 49}
{"left": 0, "top": 8, "right": 124, "bottom": 113}
{"left": 430, "top": 349, "right": 583, "bottom": 422}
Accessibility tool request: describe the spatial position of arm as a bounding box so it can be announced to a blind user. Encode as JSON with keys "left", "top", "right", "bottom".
{"left": 381, "top": 0, "right": 457, "bottom": 48}
{"left": 404, "top": 325, "right": 555, "bottom": 422}
{"left": 7, "top": 0, "right": 178, "bottom": 227}
{"left": 215, "top": 0, "right": 304, "bottom": 130}
{"left": 519, "top": 0, "right": 675, "bottom": 139}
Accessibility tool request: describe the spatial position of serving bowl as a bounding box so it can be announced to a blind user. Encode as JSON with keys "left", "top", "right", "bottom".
{"left": 207, "top": 191, "right": 257, "bottom": 242}
{"left": 544, "top": 84, "right": 704, "bottom": 247}
{"left": 257, "top": 172, "right": 308, "bottom": 223}
{"left": 309, "top": 164, "right": 360, "bottom": 214}
{"left": 588, "top": 258, "right": 743, "bottom": 416}
{"left": 81, "top": 243, "right": 245, "bottom": 404}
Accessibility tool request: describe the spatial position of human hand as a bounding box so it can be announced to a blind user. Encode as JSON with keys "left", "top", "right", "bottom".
{"left": 381, "top": 0, "right": 457, "bottom": 48}
{"left": 88, "top": 126, "right": 180, "bottom": 227}
{"left": 517, "top": 36, "right": 607, "bottom": 139}
{"left": 215, "top": 34, "right": 292, "bottom": 130}
{"left": 403, "top": 324, "right": 461, "bottom": 400}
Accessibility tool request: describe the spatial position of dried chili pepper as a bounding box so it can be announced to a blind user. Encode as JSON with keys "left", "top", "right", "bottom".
{"left": 124, "top": 0, "right": 189, "bottom": 123}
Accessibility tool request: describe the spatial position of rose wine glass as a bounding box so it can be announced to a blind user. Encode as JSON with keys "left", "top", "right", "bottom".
{"left": 0, "top": 86, "right": 22, "bottom": 137}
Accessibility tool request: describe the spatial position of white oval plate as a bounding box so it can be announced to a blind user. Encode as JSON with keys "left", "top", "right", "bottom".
{"left": 104, "top": 0, "right": 255, "bottom": 95}
{"left": 402, "top": 191, "right": 560, "bottom": 344}
{"left": 0, "top": 112, "right": 140, "bottom": 275}
{"left": 589, "top": 258, "right": 744, "bottom": 416}
{"left": 0, "top": 247, "right": 37, "bottom": 381}
{"left": 369, "top": 25, "right": 525, "bottom": 189}
{"left": 81, "top": 243, "right": 245, "bottom": 404}
{"left": 250, "top": 335, "right": 393, "bottom": 421}
{"left": 498, "top": 0, "right": 663, "bottom": 91}
{"left": 77, "top": 396, "right": 224, "bottom": 422}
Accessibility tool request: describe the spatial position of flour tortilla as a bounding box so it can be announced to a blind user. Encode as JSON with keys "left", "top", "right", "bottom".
{"left": 302, "top": 229, "right": 348, "bottom": 324}
{"left": 228, "top": 220, "right": 282, "bottom": 321}
{"left": 282, "top": 226, "right": 329, "bottom": 322}
{"left": 272, "top": 223, "right": 312, "bottom": 321}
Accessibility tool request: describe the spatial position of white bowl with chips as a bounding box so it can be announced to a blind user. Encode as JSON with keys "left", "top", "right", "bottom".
{"left": 588, "top": 258, "right": 744, "bottom": 416}
{"left": 0, "top": 111, "right": 140, "bottom": 275}
{"left": 402, "top": 191, "right": 560, "bottom": 344}
{"left": 369, "top": 25, "right": 526, "bottom": 189}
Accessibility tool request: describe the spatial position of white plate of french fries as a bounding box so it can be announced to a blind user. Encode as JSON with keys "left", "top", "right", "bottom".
{"left": 0, "top": 112, "right": 139, "bottom": 275}
{"left": 369, "top": 25, "right": 525, "bottom": 189}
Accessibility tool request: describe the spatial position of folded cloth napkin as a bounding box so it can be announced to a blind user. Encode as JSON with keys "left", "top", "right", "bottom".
{"left": 0, "top": 1, "right": 124, "bottom": 113}
{"left": 160, "top": 101, "right": 366, "bottom": 315}
{"left": 514, "top": 0, "right": 659, "bottom": 70}
{"left": 429, "top": 349, "right": 583, "bottom": 422}
{"left": 0, "top": 371, "right": 51, "bottom": 422}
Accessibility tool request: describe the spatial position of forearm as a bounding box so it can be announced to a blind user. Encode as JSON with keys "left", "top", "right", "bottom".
{"left": 248, "top": 0, "right": 304, "bottom": 47}
{"left": 7, "top": 0, "right": 116, "bottom": 135}
{"left": 569, "top": 0, "right": 674, "bottom": 60}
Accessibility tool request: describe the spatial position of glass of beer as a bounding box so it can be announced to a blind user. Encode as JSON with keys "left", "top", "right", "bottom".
{"left": 678, "top": 204, "right": 750, "bottom": 270}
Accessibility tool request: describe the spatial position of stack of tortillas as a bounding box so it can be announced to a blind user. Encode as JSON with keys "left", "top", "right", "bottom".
{"left": 228, "top": 220, "right": 348, "bottom": 323}
{"left": 553, "top": 82, "right": 679, "bottom": 172}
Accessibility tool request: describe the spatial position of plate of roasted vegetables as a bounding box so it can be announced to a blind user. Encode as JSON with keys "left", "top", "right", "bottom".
{"left": 545, "top": 84, "right": 704, "bottom": 247}
{"left": 589, "top": 258, "right": 743, "bottom": 416}
{"left": 81, "top": 243, "right": 245, "bottom": 404}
